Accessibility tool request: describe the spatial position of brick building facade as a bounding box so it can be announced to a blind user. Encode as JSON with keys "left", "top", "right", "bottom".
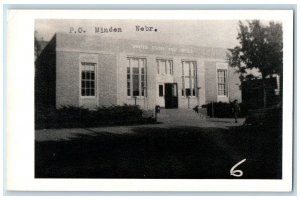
{"left": 35, "top": 33, "right": 241, "bottom": 110}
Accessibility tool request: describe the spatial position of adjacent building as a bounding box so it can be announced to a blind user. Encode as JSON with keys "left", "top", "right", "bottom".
{"left": 35, "top": 33, "right": 241, "bottom": 110}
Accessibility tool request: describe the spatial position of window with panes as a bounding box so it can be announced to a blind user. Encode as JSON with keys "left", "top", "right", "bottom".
{"left": 81, "top": 62, "right": 96, "bottom": 97}
{"left": 156, "top": 59, "right": 173, "bottom": 75}
{"left": 182, "top": 61, "right": 197, "bottom": 97}
{"left": 217, "top": 69, "right": 228, "bottom": 96}
{"left": 127, "top": 58, "right": 146, "bottom": 97}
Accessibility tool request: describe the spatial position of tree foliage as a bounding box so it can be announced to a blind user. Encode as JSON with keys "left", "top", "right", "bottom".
{"left": 227, "top": 20, "right": 283, "bottom": 81}
{"left": 34, "top": 30, "right": 42, "bottom": 60}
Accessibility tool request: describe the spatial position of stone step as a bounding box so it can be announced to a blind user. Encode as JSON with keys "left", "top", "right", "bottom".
{"left": 157, "top": 108, "right": 208, "bottom": 125}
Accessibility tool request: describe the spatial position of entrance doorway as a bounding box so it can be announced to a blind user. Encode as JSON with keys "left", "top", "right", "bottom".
{"left": 165, "top": 83, "right": 178, "bottom": 108}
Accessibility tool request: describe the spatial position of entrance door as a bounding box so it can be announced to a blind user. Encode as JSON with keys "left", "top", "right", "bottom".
{"left": 165, "top": 83, "right": 178, "bottom": 108}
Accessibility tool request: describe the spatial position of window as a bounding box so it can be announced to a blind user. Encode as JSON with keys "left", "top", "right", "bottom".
{"left": 141, "top": 59, "right": 146, "bottom": 96}
{"left": 127, "top": 57, "right": 147, "bottom": 97}
{"left": 81, "top": 62, "right": 96, "bottom": 97}
{"left": 159, "top": 85, "right": 164, "bottom": 97}
{"left": 157, "top": 59, "right": 173, "bottom": 75}
{"left": 172, "top": 84, "right": 178, "bottom": 97}
{"left": 182, "top": 61, "right": 197, "bottom": 97}
{"left": 217, "top": 69, "right": 228, "bottom": 96}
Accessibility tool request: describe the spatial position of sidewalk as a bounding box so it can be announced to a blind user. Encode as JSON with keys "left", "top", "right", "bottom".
{"left": 35, "top": 108, "right": 245, "bottom": 142}
{"left": 157, "top": 108, "right": 245, "bottom": 128}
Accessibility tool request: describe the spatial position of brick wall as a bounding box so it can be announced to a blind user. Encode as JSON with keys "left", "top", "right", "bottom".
{"left": 53, "top": 33, "right": 241, "bottom": 109}
{"left": 98, "top": 53, "right": 118, "bottom": 106}
{"left": 56, "top": 51, "right": 80, "bottom": 108}
{"left": 205, "top": 61, "right": 218, "bottom": 104}
{"left": 205, "top": 60, "right": 241, "bottom": 104}
{"left": 228, "top": 66, "right": 242, "bottom": 102}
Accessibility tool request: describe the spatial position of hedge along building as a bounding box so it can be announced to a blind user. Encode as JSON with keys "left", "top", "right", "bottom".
{"left": 35, "top": 32, "right": 241, "bottom": 110}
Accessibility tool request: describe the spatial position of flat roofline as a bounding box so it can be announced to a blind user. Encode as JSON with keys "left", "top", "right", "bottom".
{"left": 54, "top": 32, "right": 227, "bottom": 52}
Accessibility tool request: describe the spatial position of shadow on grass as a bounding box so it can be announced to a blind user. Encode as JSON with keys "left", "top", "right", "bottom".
{"left": 35, "top": 124, "right": 282, "bottom": 179}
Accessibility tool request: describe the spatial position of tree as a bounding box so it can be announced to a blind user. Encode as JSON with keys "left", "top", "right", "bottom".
{"left": 34, "top": 30, "right": 42, "bottom": 61}
{"left": 227, "top": 20, "right": 283, "bottom": 108}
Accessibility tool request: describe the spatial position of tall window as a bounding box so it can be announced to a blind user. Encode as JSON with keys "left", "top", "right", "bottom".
{"left": 217, "top": 69, "right": 228, "bottom": 96}
{"left": 127, "top": 57, "right": 146, "bottom": 97}
{"left": 157, "top": 59, "right": 173, "bottom": 75}
{"left": 81, "top": 62, "right": 96, "bottom": 97}
{"left": 182, "top": 61, "right": 197, "bottom": 97}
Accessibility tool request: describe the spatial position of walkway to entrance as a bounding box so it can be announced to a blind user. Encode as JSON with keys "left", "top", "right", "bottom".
{"left": 35, "top": 108, "right": 245, "bottom": 142}
{"left": 157, "top": 108, "right": 245, "bottom": 128}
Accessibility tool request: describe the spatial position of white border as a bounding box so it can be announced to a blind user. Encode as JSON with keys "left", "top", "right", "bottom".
{"left": 5, "top": 10, "right": 293, "bottom": 192}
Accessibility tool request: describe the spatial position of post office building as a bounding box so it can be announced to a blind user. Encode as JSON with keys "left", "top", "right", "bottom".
{"left": 35, "top": 33, "right": 241, "bottom": 110}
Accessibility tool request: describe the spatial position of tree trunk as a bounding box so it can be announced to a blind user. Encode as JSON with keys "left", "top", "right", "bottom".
{"left": 280, "top": 72, "right": 283, "bottom": 102}
{"left": 262, "top": 77, "right": 267, "bottom": 108}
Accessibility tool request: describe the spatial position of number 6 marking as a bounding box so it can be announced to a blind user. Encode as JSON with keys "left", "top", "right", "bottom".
{"left": 230, "top": 158, "right": 246, "bottom": 177}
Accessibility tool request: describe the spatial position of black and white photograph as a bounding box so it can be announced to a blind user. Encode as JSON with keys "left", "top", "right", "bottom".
{"left": 5, "top": 9, "right": 294, "bottom": 192}
{"left": 34, "top": 18, "right": 283, "bottom": 179}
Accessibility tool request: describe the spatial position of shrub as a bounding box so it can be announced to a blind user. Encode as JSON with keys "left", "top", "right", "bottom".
{"left": 244, "top": 105, "right": 282, "bottom": 127}
{"left": 94, "top": 104, "right": 143, "bottom": 121}
{"left": 206, "top": 102, "right": 248, "bottom": 118}
{"left": 35, "top": 104, "right": 152, "bottom": 129}
{"left": 57, "top": 105, "right": 90, "bottom": 124}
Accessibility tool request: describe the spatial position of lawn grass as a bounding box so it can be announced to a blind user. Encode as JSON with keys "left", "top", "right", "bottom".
{"left": 35, "top": 123, "right": 282, "bottom": 179}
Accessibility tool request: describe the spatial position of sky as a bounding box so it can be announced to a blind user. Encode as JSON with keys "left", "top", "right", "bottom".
{"left": 35, "top": 19, "right": 241, "bottom": 49}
